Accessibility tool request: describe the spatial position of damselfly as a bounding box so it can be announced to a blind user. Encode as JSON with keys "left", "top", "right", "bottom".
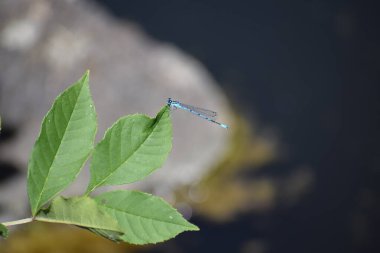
{"left": 167, "top": 98, "right": 229, "bottom": 129}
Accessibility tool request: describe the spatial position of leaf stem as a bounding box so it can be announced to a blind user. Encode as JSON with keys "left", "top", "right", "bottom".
{"left": 2, "top": 218, "right": 34, "bottom": 227}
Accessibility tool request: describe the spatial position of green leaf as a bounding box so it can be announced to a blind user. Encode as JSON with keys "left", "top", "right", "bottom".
{"left": 27, "top": 71, "right": 97, "bottom": 216}
{"left": 35, "top": 196, "right": 120, "bottom": 232}
{"left": 0, "top": 223, "right": 8, "bottom": 239}
{"left": 86, "top": 106, "right": 171, "bottom": 193}
{"left": 94, "top": 190, "right": 199, "bottom": 245}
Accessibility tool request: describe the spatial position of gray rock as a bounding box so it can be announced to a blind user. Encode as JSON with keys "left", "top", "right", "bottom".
{"left": 0, "top": 0, "right": 230, "bottom": 219}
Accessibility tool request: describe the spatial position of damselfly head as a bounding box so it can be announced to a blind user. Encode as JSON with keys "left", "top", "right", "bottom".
{"left": 167, "top": 98, "right": 173, "bottom": 106}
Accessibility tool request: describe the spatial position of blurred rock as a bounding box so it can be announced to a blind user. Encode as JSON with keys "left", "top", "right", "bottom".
{"left": 0, "top": 0, "right": 231, "bottom": 219}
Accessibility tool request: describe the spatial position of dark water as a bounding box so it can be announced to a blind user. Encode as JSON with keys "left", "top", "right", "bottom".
{"left": 95, "top": 1, "right": 380, "bottom": 252}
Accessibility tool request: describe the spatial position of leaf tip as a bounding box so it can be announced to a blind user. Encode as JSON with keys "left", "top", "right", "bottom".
{"left": 187, "top": 222, "right": 200, "bottom": 231}
{"left": 80, "top": 70, "right": 90, "bottom": 86}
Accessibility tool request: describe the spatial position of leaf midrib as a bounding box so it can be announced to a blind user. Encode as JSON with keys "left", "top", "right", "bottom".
{"left": 99, "top": 202, "right": 195, "bottom": 229}
{"left": 35, "top": 216, "right": 120, "bottom": 231}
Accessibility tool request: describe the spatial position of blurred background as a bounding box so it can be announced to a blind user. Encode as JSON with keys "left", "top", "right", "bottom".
{"left": 0, "top": 0, "right": 379, "bottom": 253}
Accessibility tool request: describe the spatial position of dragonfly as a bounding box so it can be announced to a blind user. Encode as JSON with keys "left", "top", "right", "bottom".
{"left": 167, "top": 98, "right": 229, "bottom": 129}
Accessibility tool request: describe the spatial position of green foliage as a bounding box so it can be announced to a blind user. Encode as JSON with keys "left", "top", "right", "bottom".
{"left": 94, "top": 190, "right": 199, "bottom": 244}
{"left": 0, "top": 223, "right": 8, "bottom": 239}
{"left": 86, "top": 107, "right": 172, "bottom": 193}
{"left": 18, "top": 70, "right": 197, "bottom": 244}
{"left": 27, "top": 71, "right": 97, "bottom": 215}
{"left": 35, "top": 196, "right": 119, "bottom": 231}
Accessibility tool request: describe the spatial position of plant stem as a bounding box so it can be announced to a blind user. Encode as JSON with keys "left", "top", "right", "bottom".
{"left": 2, "top": 218, "right": 33, "bottom": 227}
